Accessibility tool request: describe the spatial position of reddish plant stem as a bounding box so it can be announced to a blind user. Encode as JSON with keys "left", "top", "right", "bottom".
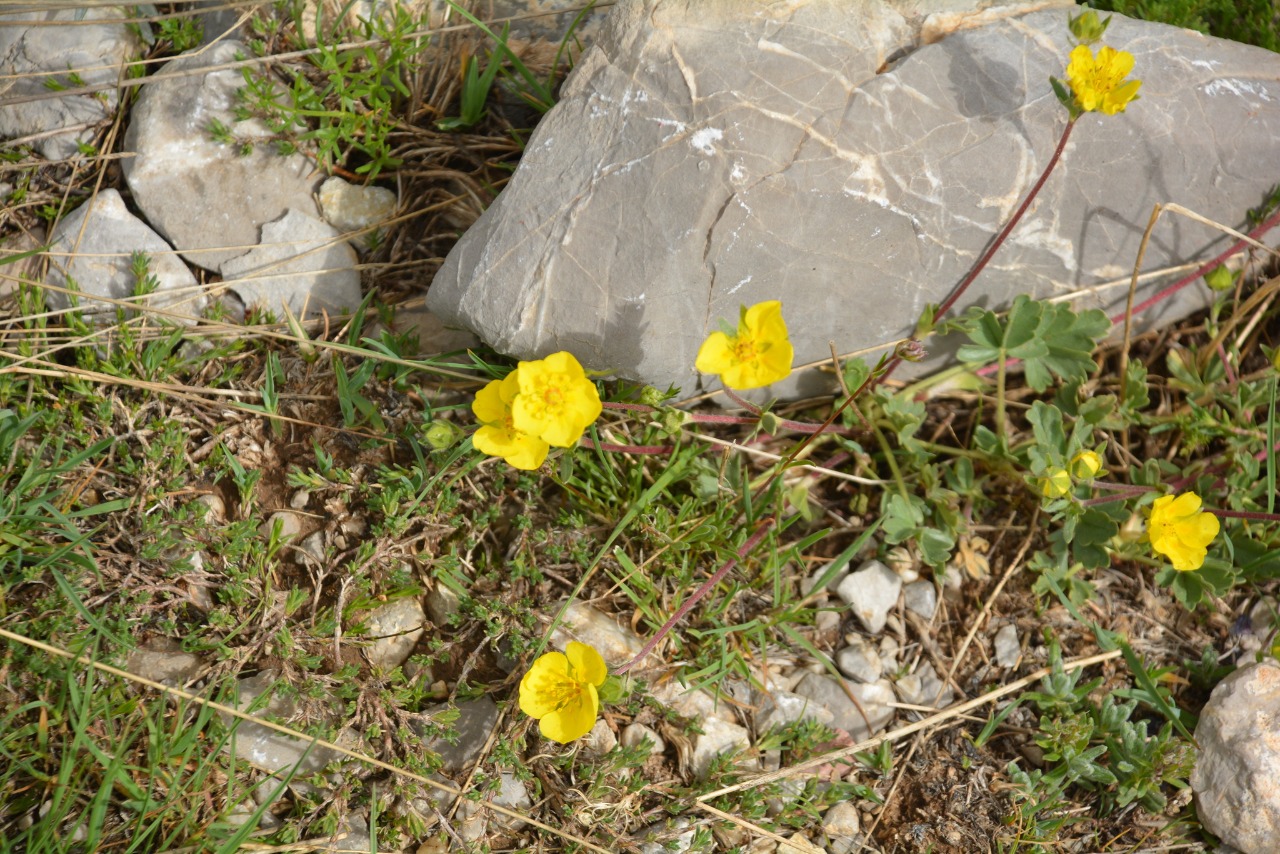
{"left": 584, "top": 439, "right": 672, "bottom": 456}
{"left": 601, "top": 398, "right": 853, "bottom": 435}
{"left": 615, "top": 517, "right": 776, "bottom": 674}
{"left": 1212, "top": 508, "right": 1280, "bottom": 522}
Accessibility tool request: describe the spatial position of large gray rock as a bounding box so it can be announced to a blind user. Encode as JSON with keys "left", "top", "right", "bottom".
{"left": 1192, "top": 661, "right": 1280, "bottom": 854}
{"left": 0, "top": 8, "right": 144, "bottom": 161}
{"left": 122, "top": 40, "right": 321, "bottom": 272}
{"left": 428, "top": 0, "right": 1280, "bottom": 398}
{"left": 44, "top": 189, "right": 204, "bottom": 320}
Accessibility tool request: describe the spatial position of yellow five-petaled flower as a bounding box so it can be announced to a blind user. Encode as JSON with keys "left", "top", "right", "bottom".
{"left": 696, "top": 300, "right": 794, "bottom": 390}
{"left": 1065, "top": 44, "right": 1142, "bottom": 116}
{"left": 519, "top": 641, "right": 607, "bottom": 744}
{"left": 471, "top": 351, "right": 602, "bottom": 471}
{"left": 1147, "top": 492, "right": 1219, "bottom": 572}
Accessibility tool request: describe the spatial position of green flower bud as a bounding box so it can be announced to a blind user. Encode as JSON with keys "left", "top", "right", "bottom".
{"left": 1070, "top": 450, "right": 1103, "bottom": 480}
{"left": 1068, "top": 10, "right": 1110, "bottom": 44}
{"left": 1204, "top": 264, "right": 1235, "bottom": 292}
{"left": 1040, "top": 468, "right": 1072, "bottom": 499}
{"left": 424, "top": 420, "right": 462, "bottom": 450}
{"left": 638, "top": 385, "right": 667, "bottom": 407}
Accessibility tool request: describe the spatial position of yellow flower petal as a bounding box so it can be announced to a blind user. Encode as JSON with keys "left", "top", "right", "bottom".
{"left": 695, "top": 331, "right": 736, "bottom": 376}
{"left": 539, "top": 683, "right": 599, "bottom": 744}
{"left": 518, "top": 651, "right": 570, "bottom": 718}
{"left": 565, "top": 641, "right": 607, "bottom": 687}
{"left": 472, "top": 372, "right": 551, "bottom": 470}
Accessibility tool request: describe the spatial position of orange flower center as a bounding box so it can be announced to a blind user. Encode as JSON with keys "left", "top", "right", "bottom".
{"left": 731, "top": 337, "right": 761, "bottom": 364}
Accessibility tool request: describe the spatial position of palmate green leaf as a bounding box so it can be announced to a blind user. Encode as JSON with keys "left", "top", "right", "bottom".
{"left": 955, "top": 296, "right": 1110, "bottom": 392}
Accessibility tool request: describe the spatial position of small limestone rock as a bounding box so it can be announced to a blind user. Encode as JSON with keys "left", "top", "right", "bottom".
{"left": 0, "top": 8, "right": 144, "bottom": 161}
{"left": 1192, "top": 661, "right": 1280, "bottom": 854}
{"left": 814, "top": 608, "right": 841, "bottom": 635}
{"left": 836, "top": 560, "right": 901, "bottom": 634}
{"left": 122, "top": 40, "right": 322, "bottom": 272}
{"left": 755, "top": 689, "right": 835, "bottom": 733}
{"left": 895, "top": 662, "right": 954, "bottom": 710}
{"left": 823, "top": 800, "right": 861, "bottom": 837}
{"left": 994, "top": 623, "right": 1021, "bottom": 668}
{"left": 261, "top": 511, "right": 303, "bottom": 542}
{"left": 416, "top": 697, "right": 499, "bottom": 773}
{"left": 691, "top": 717, "right": 751, "bottom": 780}
{"left": 620, "top": 723, "right": 665, "bottom": 757}
{"left": 318, "top": 176, "right": 398, "bottom": 245}
{"left": 126, "top": 646, "right": 202, "bottom": 688}
{"left": 222, "top": 672, "right": 345, "bottom": 775}
{"left": 582, "top": 718, "right": 618, "bottom": 756}
{"left": 195, "top": 492, "right": 227, "bottom": 523}
{"left": 220, "top": 208, "right": 361, "bottom": 319}
{"left": 426, "top": 584, "right": 461, "bottom": 626}
{"left": 296, "top": 531, "right": 326, "bottom": 565}
{"left": 44, "top": 190, "right": 204, "bottom": 321}
{"left": 635, "top": 818, "right": 695, "bottom": 854}
{"left": 549, "top": 601, "right": 645, "bottom": 668}
{"left": 941, "top": 563, "right": 966, "bottom": 603}
{"left": 903, "top": 580, "right": 938, "bottom": 619}
{"left": 361, "top": 597, "right": 426, "bottom": 670}
{"left": 488, "top": 771, "right": 533, "bottom": 833}
{"left": 793, "top": 672, "right": 894, "bottom": 739}
{"left": 836, "top": 637, "right": 883, "bottom": 684}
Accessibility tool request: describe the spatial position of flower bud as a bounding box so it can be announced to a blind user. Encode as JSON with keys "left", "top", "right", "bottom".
{"left": 1204, "top": 265, "right": 1235, "bottom": 292}
{"left": 424, "top": 420, "right": 462, "bottom": 450}
{"left": 638, "top": 385, "right": 666, "bottom": 407}
{"left": 1070, "top": 450, "right": 1103, "bottom": 480}
{"left": 1040, "top": 468, "right": 1071, "bottom": 499}
{"left": 894, "top": 339, "right": 927, "bottom": 363}
{"left": 1068, "top": 10, "right": 1110, "bottom": 44}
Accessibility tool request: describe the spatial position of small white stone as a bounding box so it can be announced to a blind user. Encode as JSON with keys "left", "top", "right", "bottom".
{"left": 903, "top": 579, "right": 938, "bottom": 618}
{"left": 620, "top": 723, "right": 665, "bottom": 757}
{"left": 361, "top": 598, "right": 426, "bottom": 670}
{"left": 1193, "top": 661, "right": 1280, "bottom": 854}
{"left": 836, "top": 636, "right": 883, "bottom": 683}
{"left": 823, "top": 800, "right": 861, "bottom": 836}
{"left": 583, "top": 719, "right": 617, "bottom": 756}
{"left": 835, "top": 560, "right": 901, "bottom": 634}
{"left": 994, "top": 623, "right": 1021, "bottom": 668}
{"left": 691, "top": 717, "right": 751, "bottom": 780}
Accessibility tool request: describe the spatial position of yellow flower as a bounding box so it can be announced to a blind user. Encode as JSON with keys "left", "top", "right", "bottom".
{"left": 472, "top": 372, "right": 550, "bottom": 471}
{"left": 518, "top": 641, "right": 607, "bottom": 744}
{"left": 1147, "top": 492, "right": 1220, "bottom": 571}
{"left": 1041, "top": 467, "right": 1072, "bottom": 499}
{"left": 1070, "top": 450, "right": 1103, "bottom": 480}
{"left": 512, "top": 352, "right": 602, "bottom": 448}
{"left": 696, "top": 300, "right": 794, "bottom": 390}
{"left": 1066, "top": 45, "right": 1141, "bottom": 115}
